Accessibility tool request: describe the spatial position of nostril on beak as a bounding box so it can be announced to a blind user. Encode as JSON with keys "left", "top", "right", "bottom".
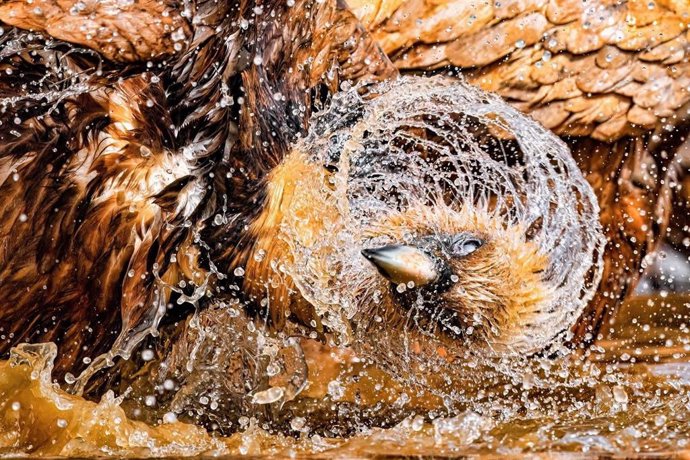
{"left": 361, "top": 244, "right": 439, "bottom": 287}
{"left": 361, "top": 248, "right": 376, "bottom": 261}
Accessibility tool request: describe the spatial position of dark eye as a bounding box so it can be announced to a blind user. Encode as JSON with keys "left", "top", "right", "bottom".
{"left": 451, "top": 237, "right": 483, "bottom": 257}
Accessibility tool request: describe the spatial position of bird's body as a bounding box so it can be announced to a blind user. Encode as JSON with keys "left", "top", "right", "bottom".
{"left": 349, "top": 0, "right": 690, "bottom": 342}
{"left": 0, "top": 0, "right": 683, "bottom": 409}
{"left": 0, "top": 0, "right": 394, "bottom": 389}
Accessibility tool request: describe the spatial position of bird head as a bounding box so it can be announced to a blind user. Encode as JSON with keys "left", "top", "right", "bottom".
{"left": 285, "top": 76, "right": 604, "bottom": 372}
{"left": 356, "top": 204, "right": 552, "bottom": 357}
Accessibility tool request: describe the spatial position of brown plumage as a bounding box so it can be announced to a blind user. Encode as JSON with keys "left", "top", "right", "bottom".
{"left": 0, "top": 0, "right": 685, "bottom": 397}
{"left": 349, "top": 0, "right": 690, "bottom": 343}
{"left": 0, "top": 0, "right": 394, "bottom": 387}
{"left": 357, "top": 205, "right": 553, "bottom": 356}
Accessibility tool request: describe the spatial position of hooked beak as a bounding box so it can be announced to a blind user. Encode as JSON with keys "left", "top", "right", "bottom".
{"left": 361, "top": 245, "right": 439, "bottom": 286}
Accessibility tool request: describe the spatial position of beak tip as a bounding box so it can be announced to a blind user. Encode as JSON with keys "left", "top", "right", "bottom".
{"left": 360, "top": 244, "right": 439, "bottom": 287}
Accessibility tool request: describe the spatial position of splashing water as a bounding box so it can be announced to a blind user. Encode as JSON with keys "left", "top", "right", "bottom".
{"left": 1, "top": 327, "right": 690, "bottom": 457}
{"left": 2, "top": 75, "right": 688, "bottom": 457}
{"left": 284, "top": 76, "right": 605, "bottom": 370}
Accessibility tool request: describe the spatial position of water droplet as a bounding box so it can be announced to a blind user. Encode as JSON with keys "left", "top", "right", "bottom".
{"left": 252, "top": 386, "right": 284, "bottom": 404}
{"left": 327, "top": 380, "right": 345, "bottom": 400}
{"left": 219, "top": 95, "right": 233, "bottom": 108}
{"left": 141, "top": 349, "right": 154, "bottom": 361}
{"left": 290, "top": 416, "right": 307, "bottom": 431}
{"left": 411, "top": 415, "right": 425, "bottom": 431}
{"left": 266, "top": 362, "right": 281, "bottom": 377}
{"left": 234, "top": 266, "right": 245, "bottom": 277}
{"left": 254, "top": 249, "right": 266, "bottom": 262}
{"left": 612, "top": 385, "right": 628, "bottom": 404}
{"left": 170, "top": 27, "right": 186, "bottom": 42}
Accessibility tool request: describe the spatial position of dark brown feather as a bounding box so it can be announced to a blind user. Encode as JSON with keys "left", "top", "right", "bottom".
{"left": 0, "top": 0, "right": 395, "bottom": 389}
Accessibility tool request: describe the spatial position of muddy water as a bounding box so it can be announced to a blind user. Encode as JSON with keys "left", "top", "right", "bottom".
{"left": 0, "top": 294, "right": 689, "bottom": 458}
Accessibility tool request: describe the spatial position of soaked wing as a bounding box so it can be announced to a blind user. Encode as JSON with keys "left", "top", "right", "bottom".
{"left": 0, "top": 0, "right": 189, "bottom": 62}
{"left": 350, "top": 0, "right": 690, "bottom": 343}
{"left": 0, "top": 33, "right": 203, "bottom": 381}
{"left": 351, "top": 0, "right": 690, "bottom": 141}
{"left": 0, "top": 0, "right": 397, "bottom": 387}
